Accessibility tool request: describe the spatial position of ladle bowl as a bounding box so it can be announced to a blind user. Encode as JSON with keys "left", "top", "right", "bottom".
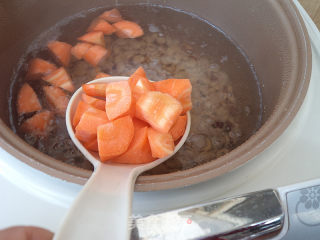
{"left": 53, "top": 76, "right": 191, "bottom": 240}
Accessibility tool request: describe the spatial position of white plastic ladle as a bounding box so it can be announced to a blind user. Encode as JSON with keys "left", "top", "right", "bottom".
{"left": 53, "top": 76, "right": 191, "bottom": 240}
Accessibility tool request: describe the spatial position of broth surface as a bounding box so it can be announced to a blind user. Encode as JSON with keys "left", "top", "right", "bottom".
{"left": 9, "top": 5, "right": 262, "bottom": 174}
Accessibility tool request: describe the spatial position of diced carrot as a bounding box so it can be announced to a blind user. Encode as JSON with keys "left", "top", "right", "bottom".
{"left": 127, "top": 102, "right": 136, "bottom": 118}
{"left": 136, "top": 91, "right": 183, "bottom": 133}
{"left": 169, "top": 115, "right": 187, "bottom": 141}
{"left": 72, "top": 100, "right": 92, "bottom": 127}
{"left": 17, "top": 83, "right": 42, "bottom": 115}
{"left": 147, "top": 127, "right": 174, "bottom": 158}
{"left": 128, "top": 67, "right": 154, "bottom": 101}
{"left": 133, "top": 117, "right": 149, "bottom": 130}
{"left": 83, "top": 45, "right": 109, "bottom": 67}
{"left": 71, "top": 42, "right": 92, "bottom": 60}
{"left": 99, "top": 8, "right": 122, "bottom": 23}
{"left": 47, "top": 41, "right": 72, "bottom": 67}
{"left": 132, "top": 77, "right": 154, "bottom": 102}
{"left": 113, "top": 20, "right": 144, "bottom": 38}
{"left": 128, "top": 66, "right": 147, "bottom": 88}
{"left": 153, "top": 79, "right": 192, "bottom": 113}
{"left": 88, "top": 18, "right": 116, "bottom": 35}
{"left": 94, "top": 72, "right": 111, "bottom": 79}
{"left": 43, "top": 86, "right": 69, "bottom": 116}
{"left": 105, "top": 81, "right": 132, "bottom": 120}
{"left": 26, "top": 58, "right": 57, "bottom": 79}
{"left": 82, "top": 93, "right": 106, "bottom": 111}
{"left": 82, "top": 83, "right": 108, "bottom": 98}
{"left": 97, "top": 115, "right": 134, "bottom": 162}
{"left": 78, "top": 31, "right": 105, "bottom": 47}
{"left": 75, "top": 108, "right": 109, "bottom": 143}
{"left": 179, "top": 94, "right": 192, "bottom": 113}
{"left": 83, "top": 138, "right": 98, "bottom": 152}
{"left": 20, "top": 111, "right": 53, "bottom": 136}
{"left": 42, "top": 67, "right": 74, "bottom": 92}
{"left": 112, "top": 126, "right": 155, "bottom": 164}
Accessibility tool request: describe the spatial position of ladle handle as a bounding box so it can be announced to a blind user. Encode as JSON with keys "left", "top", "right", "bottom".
{"left": 53, "top": 163, "right": 137, "bottom": 240}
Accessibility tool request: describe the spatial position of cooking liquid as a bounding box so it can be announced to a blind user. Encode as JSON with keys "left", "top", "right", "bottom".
{"left": 9, "top": 5, "right": 262, "bottom": 174}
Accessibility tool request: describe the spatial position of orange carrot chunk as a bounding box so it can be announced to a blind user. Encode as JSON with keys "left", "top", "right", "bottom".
{"left": 153, "top": 79, "right": 192, "bottom": 113}
{"left": 133, "top": 117, "right": 149, "bottom": 130}
{"left": 17, "top": 83, "right": 42, "bottom": 115}
{"left": 95, "top": 72, "right": 111, "bottom": 79}
{"left": 42, "top": 67, "right": 74, "bottom": 92}
{"left": 83, "top": 45, "right": 109, "bottom": 67}
{"left": 128, "top": 67, "right": 154, "bottom": 101}
{"left": 128, "top": 66, "right": 147, "bottom": 88}
{"left": 132, "top": 77, "right": 154, "bottom": 102}
{"left": 82, "top": 93, "right": 106, "bottom": 111}
{"left": 47, "top": 41, "right": 72, "bottom": 67}
{"left": 112, "top": 126, "right": 155, "bottom": 164}
{"left": 169, "top": 115, "right": 187, "bottom": 141}
{"left": 72, "top": 100, "right": 92, "bottom": 127}
{"left": 113, "top": 20, "right": 144, "bottom": 38}
{"left": 99, "top": 8, "right": 122, "bottom": 23}
{"left": 78, "top": 31, "right": 105, "bottom": 47}
{"left": 20, "top": 111, "right": 53, "bottom": 136}
{"left": 27, "top": 58, "right": 57, "bottom": 79}
{"left": 71, "top": 42, "right": 92, "bottom": 60}
{"left": 43, "top": 86, "right": 69, "bottom": 116}
{"left": 82, "top": 83, "right": 108, "bottom": 98}
{"left": 179, "top": 94, "right": 192, "bottom": 114}
{"left": 105, "top": 81, "right": 132, "bottom": 120}
{"left": 75, "top": 108, "right": 110, "bottom": 143}
{"left": 83, "top": 138, "right": 99, "bottom": 152}
{"left": 97, "top": 115, "right": 134, "bottom": 162}
{"left": 147, "top": 127, "right": 174, "bottom": 158}
{"left": 88, "top": 18, "right": 116, "bottom": 35}
{"left": 136, "top": 91, "right": 183, "bottom": 133}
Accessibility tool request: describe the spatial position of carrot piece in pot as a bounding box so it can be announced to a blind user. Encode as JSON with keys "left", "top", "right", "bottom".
{"left": 72, "top": 100, "right": 92, "bottom": 127}
{"left": 94, "top": 72, "right": 111, "bottom": 79}
{"left": 78, "top": 31, "right": 105, "bottom": 47}
{"left": 112, "top": 126, "right": 155, "bottom": 164}
{"left": 147, "top": 127, "right": 174, "bottom": 159}
{"left": 128, "top": 66, "right": 154, "bottom": 101}
{"left": 75, "top": 108, "right": 109, "bottom": 143}
{"left": 20, "top": 111, "right": 53, "bottom": 137}
{"left": 97, "top": 115, "right": 134, "bottom": 162}
{"left": 82, "top": 83, "right": 108, "bottom": 98}
{"left": 153, "top": 78, "right": 192, "bottom": 113}
{"left": 42, "top": 67, "right": 74, "bottom": 92}
{"left": 81, "top": 93, "right": 106, "bottom": 111}
{"left": 133, "top": 117, "right": 149, "bottom": 130}
{"left": 169, "top": 115, "right": 187, "bottom": 141}
{"left": 43, "top": 86, "right": 69, "bottom": 116}
{"left": 105, "top": 81, "right": 132, "bottom": 120}
{"left": 128, "top": 66, "right": 147, "bottom": 88}
{"left": 47, "top": 41, "right": 72, "bottom": 67}
{"left": 88, "top": 18, "right": 116, "bottom": 35}
{"left": 99, "top": 8, "right": 122, "bottom": 23}
{"left": 83, "top": 138, "right": 98, "bottom": 152}
{"left": 17, "top": 83, "right": 42, "bottom": 115}
{"left": 26, "top": 58, "right": 57, "bottom": 80}
{"left": 132, "top": 76, "right": 154, "bottom": 102}
{"left": 113, "top": 20, "right": 144, "bottom": 38}
{"left": 83, "top": 45, "right": 109, "bottom": 67}
{"left": 71, "top": 42, "right": 92, "bottom": 60}
{"left": 135, "top": 91, "right": 182, "bottom": 133}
